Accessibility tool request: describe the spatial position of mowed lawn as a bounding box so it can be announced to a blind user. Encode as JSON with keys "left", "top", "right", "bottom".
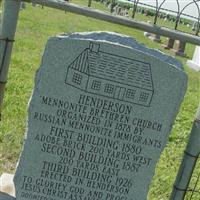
{"left": 0, "top": 2, "right": 200, "bottom": 200}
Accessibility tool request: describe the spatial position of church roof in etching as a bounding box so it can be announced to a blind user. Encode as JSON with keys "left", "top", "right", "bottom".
{"left": 68, "top": 44, "right": 154, "bottom": 91}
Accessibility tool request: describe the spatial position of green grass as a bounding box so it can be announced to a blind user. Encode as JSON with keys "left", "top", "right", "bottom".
{"left": 0, "top": 2, "right": 200, "bottom": 199}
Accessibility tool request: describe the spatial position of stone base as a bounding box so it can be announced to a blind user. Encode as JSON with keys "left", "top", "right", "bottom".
{"left": 0, "top": 192, "right": 15, "bottom": 200}
{"left": 175, "top": 51, "right": 186, "bottom": 57}
{"left": 187, "top": 60, "right": 200, "bottom": 71}
{"left": 0, "top": 173, "right": 15, "bottom": 197}
{"left": 162, "top": 44, "right": 170, "bottom": 49}
{"left": 162, "top": 44, "right": 173, "bottom": 50}
{"left": 171, "top": 49, "right": 186, "bottom": 57}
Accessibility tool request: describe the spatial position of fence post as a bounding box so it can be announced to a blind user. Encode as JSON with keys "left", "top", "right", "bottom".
{"left": 0, "top": 0, "right": 21, "bottom": 120}
{"left": 170, "top": 105, "right": 200, "bottom": 200}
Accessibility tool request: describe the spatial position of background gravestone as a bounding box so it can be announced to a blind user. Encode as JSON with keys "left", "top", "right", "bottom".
{"left": 14, "top": 32, "right": 187, "bottom": 200}
{"left": 187, "top": 46, "right": 200, "bottom": 71}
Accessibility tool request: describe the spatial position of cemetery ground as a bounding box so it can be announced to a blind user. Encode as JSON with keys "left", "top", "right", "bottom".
{"left": 0, "top": 2, "right": 200, "bottom": 200}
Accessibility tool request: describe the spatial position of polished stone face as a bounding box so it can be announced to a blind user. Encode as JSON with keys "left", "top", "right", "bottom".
{"left": 14, "top": 32, "right": 187, "bottom": 200}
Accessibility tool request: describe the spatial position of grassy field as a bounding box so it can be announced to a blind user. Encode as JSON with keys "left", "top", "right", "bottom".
{"left": 0, "top": 1, "right": 200, "bottom": 199}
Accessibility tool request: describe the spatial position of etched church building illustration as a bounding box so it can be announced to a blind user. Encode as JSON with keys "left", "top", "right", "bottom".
{"left": 65, "top": 42, "right": 154, "bottom": 107}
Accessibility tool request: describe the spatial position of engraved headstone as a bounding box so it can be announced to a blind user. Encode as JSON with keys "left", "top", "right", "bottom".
{"left": 14, "top": 32, "right": 187, "bottom": 200}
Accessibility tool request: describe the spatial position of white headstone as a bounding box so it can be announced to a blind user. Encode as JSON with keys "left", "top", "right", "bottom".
{"left": 187, "top": 46, "right": 200, "bottom": 71}
{"left": 0, "top": 173, "right": 15, "bottom": 197}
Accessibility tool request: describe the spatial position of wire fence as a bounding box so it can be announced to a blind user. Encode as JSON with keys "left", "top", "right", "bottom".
{"left": 21, "top": 0, "right": 200, "bottom": 45}
{"left": 25, "top": 1, "right": 200, "bottom": 199}
{"left": 2, "top": 1, "right": 200, "bottom": 200}
{"left": 86, "top": 0, "right": 200, "bottom": 36}
{"left": 184, "top": 155, "right": 200, "bottom": 200}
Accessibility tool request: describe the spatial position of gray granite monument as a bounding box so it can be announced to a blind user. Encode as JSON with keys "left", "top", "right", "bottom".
{"left": 14, "top": 32, "right": 187, "bottom": 200}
